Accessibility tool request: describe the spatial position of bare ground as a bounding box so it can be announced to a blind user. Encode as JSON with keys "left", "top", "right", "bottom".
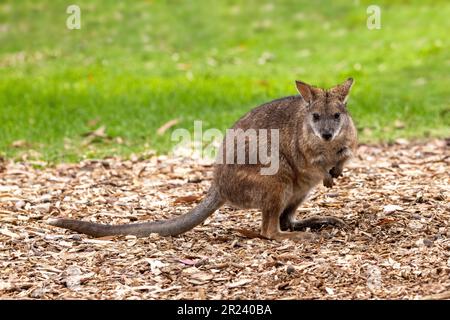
{"left": 0, "top": 139, "right": 449, "bottom": 299}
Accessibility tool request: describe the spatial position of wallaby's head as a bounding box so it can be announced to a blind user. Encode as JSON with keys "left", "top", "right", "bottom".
{"left": 296, "top": 78, "right": 354, "bottom": 142}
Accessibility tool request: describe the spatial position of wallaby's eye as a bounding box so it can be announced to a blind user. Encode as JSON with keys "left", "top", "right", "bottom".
{"left": 313, "top": 113, "right": 320, "bottom": 121}
{"left": 334, "top": 113, "right": 340, "bottom": 120}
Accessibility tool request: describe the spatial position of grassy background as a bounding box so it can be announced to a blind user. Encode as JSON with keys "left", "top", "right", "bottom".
{"left": 0, "top": 0, "right": 449, "bottom": 162}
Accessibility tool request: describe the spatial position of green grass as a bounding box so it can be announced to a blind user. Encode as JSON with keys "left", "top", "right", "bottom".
{"left": 0, "top": 0, "right": 449, "bottom": 162}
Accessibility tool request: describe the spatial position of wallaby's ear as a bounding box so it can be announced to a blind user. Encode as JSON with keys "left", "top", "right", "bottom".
{"left": 295, "top": 80, "right": 318, "bottom": 104}
{"left": 331, "top": 78, "right": 354, "bottom": 104}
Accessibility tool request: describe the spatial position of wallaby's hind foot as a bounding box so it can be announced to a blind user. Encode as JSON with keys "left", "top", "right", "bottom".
{"left": 261, "top": 204, "right": 319, "bottom": 242}
{"left": 290, "top": 216, "right": 346, "bottom": 231}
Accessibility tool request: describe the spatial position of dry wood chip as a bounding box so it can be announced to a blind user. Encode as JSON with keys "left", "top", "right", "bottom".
{"left": 0, "top": 139, "right": 449, "bottom": 299}
{"left": 227, "top": 279, "right": 253, "bottom": 288}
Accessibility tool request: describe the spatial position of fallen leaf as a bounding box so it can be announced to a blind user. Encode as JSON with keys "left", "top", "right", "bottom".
{"left": 145, "top": 259, "right": 165, "bottom": 276}
{"left": 95, "top": 235, "right": 118, "bottom": 241}
{"left": 64, "top": 266, "right": 82, "bottom": 291}
{"left": 157, "top": 119, "right": 179, "bottom": 135}
{"left": 178, "top": 259, "right": 197, "bottom": 266}
{"left": 82, "top": 238, "right": 114, "bottom": 245}
{"left": 87, "top": 118, "right": 100, "bottom": 127}
{"left": 376, "top": 218, "right": 397, "bottom": 226}
{"left": 0, "top": 228, "right": 20, "bottom": 239}
{"left": 11, "top": 140, "right": 29, "bottom": 148}
{"left": 408, "top": 220, "right": 423, "bottom": 230}
{"left": 82, "top": 125, "right": 107, "bottom": 138}
{"left": 227, "top": 278, "right": 252, "bottom": 288}
{"left": 173, "top": 195, "right": 201, "bottom": 204}
{"left": 394, "top": 120, "right": 405, "bottom": 129}
{"left": 188, "top": 272, "right": 214, "bottom": 285}
{"left": 383, "top": 205, "right": 403, "bottom": 214}
{"left": 395, "top": 138, "right": 409, "bottom": 145}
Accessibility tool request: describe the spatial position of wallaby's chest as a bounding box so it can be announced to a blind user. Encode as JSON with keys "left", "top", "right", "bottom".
{"left": 309, "top": 143, "right": 348, "bottom": 166}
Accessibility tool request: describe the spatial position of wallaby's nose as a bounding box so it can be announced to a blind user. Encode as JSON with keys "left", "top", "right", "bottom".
{"left": 322, "top": 132, "right": 332, "bottom": 141}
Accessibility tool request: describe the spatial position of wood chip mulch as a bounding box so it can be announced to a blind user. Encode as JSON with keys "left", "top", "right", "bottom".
{"left": 0, "top": 139, "right": 449, "bottom": 299}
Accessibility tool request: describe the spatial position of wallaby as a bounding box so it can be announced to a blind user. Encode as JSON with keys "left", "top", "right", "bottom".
{"left": 48, "top": 78, "right": 357, "bottom": 241}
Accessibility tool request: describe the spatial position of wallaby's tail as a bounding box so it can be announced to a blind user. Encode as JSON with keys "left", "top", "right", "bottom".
{"left": 47, "top": 188, "right": 224, "bottom": 238}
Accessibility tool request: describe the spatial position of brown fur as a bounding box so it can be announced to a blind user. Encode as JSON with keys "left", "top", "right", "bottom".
{"left": 214, "top": 78, "right": 357, "bottom": 240}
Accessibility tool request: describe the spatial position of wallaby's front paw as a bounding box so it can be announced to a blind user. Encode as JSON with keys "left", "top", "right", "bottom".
{"left": 329, "top": 166, "right": 343, "bottom": 178}
{"left": 323, "top": 174, "right": 334, "bottom": 188}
